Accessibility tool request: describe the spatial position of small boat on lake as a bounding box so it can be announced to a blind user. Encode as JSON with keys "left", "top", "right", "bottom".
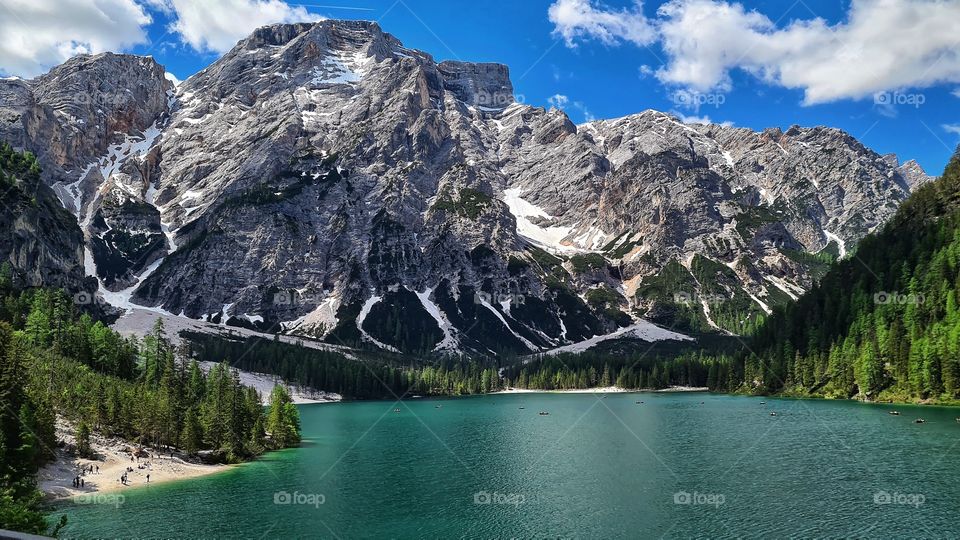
{"left": 538, "top": 411, "right": 550, "bottom": 416}
{"left": 770, "top": 412, "right": 778, "bottom": 417}
{"left": 393, "top": 408, "right": 401, "bottom": 413}
{"left": 914, "top": 418, "right": 925, "bottom": 424}
{"left": 889, "top": 411, "right": 900, "bottom": 416}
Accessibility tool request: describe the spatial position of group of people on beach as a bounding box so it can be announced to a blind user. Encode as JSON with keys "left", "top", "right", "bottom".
{"left": 120, "top": 452, "right": 154, "bottom": 485}
{"left": 71, "top": 463, "right": 98, "bottom": 488}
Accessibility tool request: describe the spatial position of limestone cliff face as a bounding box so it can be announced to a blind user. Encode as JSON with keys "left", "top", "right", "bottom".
{"left": 0, "top": 20, "right": 931, "bottom": 355}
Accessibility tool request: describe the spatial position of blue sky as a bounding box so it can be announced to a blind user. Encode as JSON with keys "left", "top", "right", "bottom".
{"left": 2, "top": 0, "right": 959, "bottom": 174}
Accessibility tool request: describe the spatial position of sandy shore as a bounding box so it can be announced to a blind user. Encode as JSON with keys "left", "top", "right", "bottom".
{"left": 655, "top": 386, "right": 710, "bottom": 392}
{"left": 494, "top": 386, "right": 709, "bottom": 394}
{"left": 39, "top": 420, "right": 227, "bottom": 501}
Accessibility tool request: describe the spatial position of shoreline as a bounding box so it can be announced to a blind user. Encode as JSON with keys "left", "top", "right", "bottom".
{"left": 39, "top": 420, "right": 229, "bottom": 502}
{"left": 735, "top": 391, "right": 960, "bottom": 409}
{"left": 491, "top": 385, "right": 709, "bottom": 395}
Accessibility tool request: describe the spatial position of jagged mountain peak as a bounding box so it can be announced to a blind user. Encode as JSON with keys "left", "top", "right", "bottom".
{"left": 0, "top": 21, "right": 934, "bottom": 357}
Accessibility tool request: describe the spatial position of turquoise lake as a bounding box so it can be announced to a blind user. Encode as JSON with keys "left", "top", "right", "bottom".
{"left": 57, "top": 392, "right": 960, "bottom": 538}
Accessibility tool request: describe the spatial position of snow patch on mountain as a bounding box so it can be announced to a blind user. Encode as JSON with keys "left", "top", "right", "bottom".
{"left": 475, "top": 292, "right": 538, "bottom": 351}
{"left": 545, "top": 321, "right": 693, "bottom": 355}
{"left": 502, "top": 187, "right": 580, "bottom": 254}
{"left": 310, "top": 50, "right": 371, "bottom": 85}
{"left": 823, "top": 230, "right": 847, "bottom": 258}
{"left": 282, "top": 295, "right": 340, "bottom": 336}
{"left": 415, "top": 287, "right": 458, "bottom": 352}
{"left": 356, "top": 294, "right": 400, "bottom": 352}
{"left": 764, "top": 275, "right": 805, "bottom": 301}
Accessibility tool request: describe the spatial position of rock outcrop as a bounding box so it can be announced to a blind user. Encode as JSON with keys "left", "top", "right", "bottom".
{"left": 0, "top": 20, "right": 932, "bottom": 355}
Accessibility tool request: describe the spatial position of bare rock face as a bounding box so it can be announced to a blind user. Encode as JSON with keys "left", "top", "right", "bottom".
{"left": 1, "top": 20, "right": 933, "bottom": 355}
{"left": 437, "top": 61, "right": 514, "bottom": 108}
{"left": 0, "top": 170, "right": 87, "bottom": 292}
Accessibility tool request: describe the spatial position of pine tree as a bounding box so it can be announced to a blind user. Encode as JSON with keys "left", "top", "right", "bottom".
{"left": 75, "top": 422, "right": 92, "bottom": 459}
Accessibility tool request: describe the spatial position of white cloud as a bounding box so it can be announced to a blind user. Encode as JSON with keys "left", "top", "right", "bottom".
{"left": 160, "top": 0, "right": 323, "bottom": 53}
{"left": 548, "top": 93, "right": 595, "bottom": 123}
{"left": 548, "top": 0, "right": 656, "bottom": 47}
{"left": 550, "top": 0, "right": 960, "bottom": 105}
{"left": 952, "top": 88, "right": 960, "bottom": 99}
{"left": 944, "top": 124, "right": 960, "bottom": 137}
{"left": 672, "top": 111, "right": 733, "bottom": 127}
{"left": 655, "top": 0, "right": 960, "bottom": 104}
{"left": 548, "top": 94, "right": 570, "bottom": 108}
{"left": 0, "top": 0, "right": 152, "bottom": 78}
{"left": 574, "top": 101, "right": 596, "bottom": 122}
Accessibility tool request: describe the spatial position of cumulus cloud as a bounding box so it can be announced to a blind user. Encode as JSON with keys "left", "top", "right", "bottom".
{"left": 944, "top": 124, "right": 960, "bottom": 137}
{"left": 672, "top": 111, "right": 733, "bottom": 127}
{"left": 548, "top": 94, "right": 570, "bottom": 108}
{"left": 0, "top": 0, "right": 152, "bottom": 78}
{"left": 158, "top": 0, "right": 323, "bottom": 53}
{"left": 0, "top": 0, "right": 325, "bottom": 76}
{"left": 548, "top": 93, "right": 595, "bottom": 122}
{"left": 548, "top": 0, "right": 656, "bottom": 47}
{"left": 549, "top": 0, "right": 960, "bottom": 104}
{"left": 953, "top": 88, "right": 960, "bottom": 99}
{"left": 656, "top": 0, "right": 960, "bottom": 104}
{"left": 575, "top": 100, "right": 596, "bottom": 122}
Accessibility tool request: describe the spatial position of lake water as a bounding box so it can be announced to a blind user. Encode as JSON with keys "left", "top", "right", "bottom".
{"left": 57, "top": 392, "right": 960, "bottom": 538}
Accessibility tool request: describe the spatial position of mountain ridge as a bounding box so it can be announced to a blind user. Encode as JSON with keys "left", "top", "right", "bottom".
{"left": 0, "top": 19, "right": 933, "bottom": 357}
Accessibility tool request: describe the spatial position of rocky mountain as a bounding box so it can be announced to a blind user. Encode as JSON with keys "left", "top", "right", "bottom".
{"left": 0, "top": 20, "right": 932, "bottom": 357}
{"left": 0, "top": 142, "right": 87, "bottom": 292}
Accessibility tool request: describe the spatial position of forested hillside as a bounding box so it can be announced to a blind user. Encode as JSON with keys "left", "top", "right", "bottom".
{"left": 710, "top": 148, "right": 960, "bottom": 402}
{"left": 0, "top": 283, "right": 301, "bottom": 534}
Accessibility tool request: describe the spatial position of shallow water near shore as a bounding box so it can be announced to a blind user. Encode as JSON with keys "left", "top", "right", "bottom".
{"left": 57, "top": 392, "right": 960, "bottom": 538}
